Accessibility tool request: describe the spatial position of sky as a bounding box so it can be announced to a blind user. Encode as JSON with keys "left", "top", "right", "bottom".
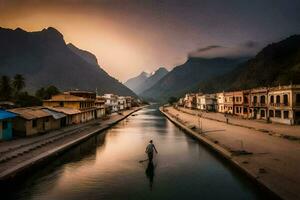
{"left": 1, "top": 0, "right": 300, "bottom": 82}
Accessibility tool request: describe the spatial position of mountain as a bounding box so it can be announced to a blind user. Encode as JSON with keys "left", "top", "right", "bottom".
{"left": 140, "top": 57, "right": 246, "bottom": 101}
{"left": 67, "top": 43, "right": 99, "bottom": 66}
{"left": 0, "top": 27, "right": 136, "bottom": 97}
{"left": 124, "top": 71, "right": 149, "bottom": 94}
{"left": 137, "top": 67, "right": 168, "bottom": 94}
{"left": 125, "top": 67, "right": 168, "bottom": 95}
{"left": 197, "top": 35, "right": 300, "bottom": 93}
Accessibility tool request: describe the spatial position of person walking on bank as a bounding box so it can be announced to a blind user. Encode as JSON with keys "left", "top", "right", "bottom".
{"left": 145, "top": 140, "right": 158, "bottom": 162}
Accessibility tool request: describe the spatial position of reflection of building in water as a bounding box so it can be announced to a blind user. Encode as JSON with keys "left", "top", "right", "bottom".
{"left": 145, "top": 161, "right": 155, "bottom": 190}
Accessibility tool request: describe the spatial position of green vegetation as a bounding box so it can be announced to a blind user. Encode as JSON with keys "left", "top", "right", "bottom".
{"left": 0, "top": 74, "right": 60, "bottom": 107}
{"left": 36, "top": 85, "right": 60, "bottom": 100}
{"left": 168, "top": 96, "right": 178, "bottom": 105}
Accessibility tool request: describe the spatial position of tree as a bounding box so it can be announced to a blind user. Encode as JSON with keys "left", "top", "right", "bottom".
{"left": 16, "top": 92, "right": 42, "bottom": 107}
{"left": 45, "top": 85, "right": 60, "bottom": 99}
{"left": 13, "top": 74, "right": 25, "bottom": 95}
{"left": 36, "top": 85, "right": 60, "bottom": 100}
{"left": 168, "top": 96, "right": 178, "bottom": 105}
{"left": 0, "top": 75, "right": 13, "bottom": 100}
{"left": 35, "top": 87, "right": 46, "bottom": 99}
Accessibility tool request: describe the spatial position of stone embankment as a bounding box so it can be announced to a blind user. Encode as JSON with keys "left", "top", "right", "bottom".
{"left": 0, "top": 107, "right": 143, "bottom": 182}
{"left": 161, "top": 106, "right": 300, "bottom": 200}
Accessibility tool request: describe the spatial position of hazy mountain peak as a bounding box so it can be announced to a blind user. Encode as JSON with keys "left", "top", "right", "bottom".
{"left": 125, "top": 67, "right": 168, "bottom": 95}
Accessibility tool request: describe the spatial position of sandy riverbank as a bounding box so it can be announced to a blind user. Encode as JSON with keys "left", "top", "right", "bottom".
{"left": 160, "top": 106, "right": 300, "bottom": 200}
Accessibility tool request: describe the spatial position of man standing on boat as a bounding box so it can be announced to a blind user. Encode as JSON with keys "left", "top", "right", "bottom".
{"left": 145, "top": 140, "right": 158, "bottom": 162}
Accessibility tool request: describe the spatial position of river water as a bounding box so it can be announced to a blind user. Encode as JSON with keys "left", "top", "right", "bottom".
{"left": 8, "top": 106, "right": 268, "bottom": 200}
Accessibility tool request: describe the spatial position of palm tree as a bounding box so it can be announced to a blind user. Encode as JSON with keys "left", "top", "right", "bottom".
{"left": 0, "top": 75, "right": 13, "bottom": 100}
{"left": 13, "top": 74, "right": 25, "bottom": 95}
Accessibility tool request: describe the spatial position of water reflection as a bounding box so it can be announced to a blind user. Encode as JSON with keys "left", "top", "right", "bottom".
{"left": 145, "top": 161, "right": 156, "bottom": 190}
{"left": 4, "top": 105, "right": 271, "bottom": 200}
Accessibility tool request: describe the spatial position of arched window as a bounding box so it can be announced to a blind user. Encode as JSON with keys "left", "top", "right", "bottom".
{"left": 253, "top": 96, "right": 257, "bottom": 104}
{"left": 261, "top": 96, "right": 266, "bottom": 104}
{"left": 276, "top": 95, "right": 280, "bottom": 104}
{"left": 283, "top": 94, "right": 288, "bottom": 106}
{"left": 270, "top": 95, "right": 274, "bottom": 103}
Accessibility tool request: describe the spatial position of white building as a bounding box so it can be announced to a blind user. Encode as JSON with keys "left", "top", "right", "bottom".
{"left": 118, "top": 96, "right": 126, "bottom": 111}
{"left": 196, "top": 94, "right": 217, "bottom": 111}
{"left": 216, "top": 92, "right": 225, "bottom": 113}
{"left": 103, "top": 94, "right": 118, "bottom": 112}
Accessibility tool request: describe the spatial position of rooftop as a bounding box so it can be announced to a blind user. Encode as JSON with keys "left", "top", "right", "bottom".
{"left": 8, "top": 107, "right": 51, "bottom": 120}
{"left": 0, "top": 110, "right": 17, "bottom": 120}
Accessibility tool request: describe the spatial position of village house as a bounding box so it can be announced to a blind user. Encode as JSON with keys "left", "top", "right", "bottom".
{"left": 216, "top": 92, "right": 225, "bottom": 113}
{"left": 43, "top": 91, "right": 99, "bottom": 124}
{"left": 178, "top": 97, "right": 184, "bottom": 107}
{"left": 95, "top": 96, "right": 106, "bottom": 117}
{"left": 249, "top": 87, "right": 268, "bottom": 120}
{"left": 103, "top": 94, "right": 119, "bottom": 112}
{"left": 268, "top": 85, "right": 300, "bottom": 125}
{"left": 233, "top": 90, "right": 251, "bottom": 118}
{"left": 118, "top": 96, "right": 126, "bottom": 111}
{"left": 9, "top": 107, "right": 66, "bottom": 136}
{"left": 184, "top": 93, "right": 197, "bottom": 109}
{"left": 125, "top": 96, "right": 132, "bottom": 109}
{"left": 0, "top": 110, "right": 17, "bottom": 140}
{"left": 196, "top": 94, "right": 217, "bottom": 111}
{"left": 224, "top": 92, "right": 234, "bottom": 114}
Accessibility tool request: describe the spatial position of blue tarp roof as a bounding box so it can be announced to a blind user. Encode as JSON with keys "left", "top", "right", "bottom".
{"left": 0, "top": 110, "right": 17, "bottom": 120}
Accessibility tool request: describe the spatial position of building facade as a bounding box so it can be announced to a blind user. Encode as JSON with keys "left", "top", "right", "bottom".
{"left": 0, "top": 110, "right": 17, "bottom": 140}
{"left": 9, "top": 107, "right": 65, "bottom": 136}
{"left": 196, "top": 94, "right": 217, "bottom": 111}
{"left": 268, "top": 85, "right": 300, "bottom": 125}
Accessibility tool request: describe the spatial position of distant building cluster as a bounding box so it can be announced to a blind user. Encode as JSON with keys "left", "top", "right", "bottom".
{"left": 177, "top": 84, "right": 300, "bottom": 125}
{"left": 0, "top": 91, "right": 138, "bottom": 141}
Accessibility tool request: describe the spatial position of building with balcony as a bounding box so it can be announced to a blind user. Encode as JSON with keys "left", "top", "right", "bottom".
{"left": 196, "top": 94, "right": 217, "bottom": 111}
{"left": 224, "top": 92, "right": 234, "bottom": 114}
{"left": 43, "top": 91, "right": 99, "bottom": 124}
{"left": 216, "top": 92, "right": 225, "bottom": 113}
{"left": 249, "top": 87, "right": 268, "bottom": 120}
{"left": 268, "top": 85, "right": 300, "bottom": 125}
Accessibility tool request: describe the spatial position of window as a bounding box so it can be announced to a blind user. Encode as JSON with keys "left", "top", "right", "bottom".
{"left": 2, "top": 121, "right": 8, "bottom": 130}
{"left": 283, "top": 111, "right": 289, "bottom": 119}
{"left": 59, "top": 102, "right": 64, "bottom": 107}
{"left": 261, "top": 110, "right": 265, "bottom": 117}
{"left": 269, "top": 110, "right": 274, "bottom": 117}
{"left": 32, "top": 119, "right": 37, "bottom": 128}
{"left": 260, "top": 96, "right": 265, "bottom": 104}
{"left": 296, "top": 94, "right": 300, "bottom": 103}
{"left": 283, "top": 94, "right": 288, "bottom": 106}
{"left": 270, "top": 95, "right": 274, "bottom": 103}
{"left": 275, "top": 110, "right": 281, "bottom": 118}
{"left": 276, "top": 95, "right": 280, "bottom": 103}
{"left": 244, "top": 97, "right": 248, "bottom": 103}
{"left": 253, "top": 96, "right": 257, "bottom": 103}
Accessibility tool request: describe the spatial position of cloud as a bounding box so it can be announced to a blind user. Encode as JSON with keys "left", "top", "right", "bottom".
{"left": 189, "top": 41, "right": 261, "bottom": 59}
{"left": 195, "top": 45, "right": 223, "bottom": 52}
{"left": 242, "top": 40, "right": 259, "bottom": 49}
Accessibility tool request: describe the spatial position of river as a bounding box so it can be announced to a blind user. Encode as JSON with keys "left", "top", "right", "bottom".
{"left": 7, "top": 106, "right": 268, "bottom": 199}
